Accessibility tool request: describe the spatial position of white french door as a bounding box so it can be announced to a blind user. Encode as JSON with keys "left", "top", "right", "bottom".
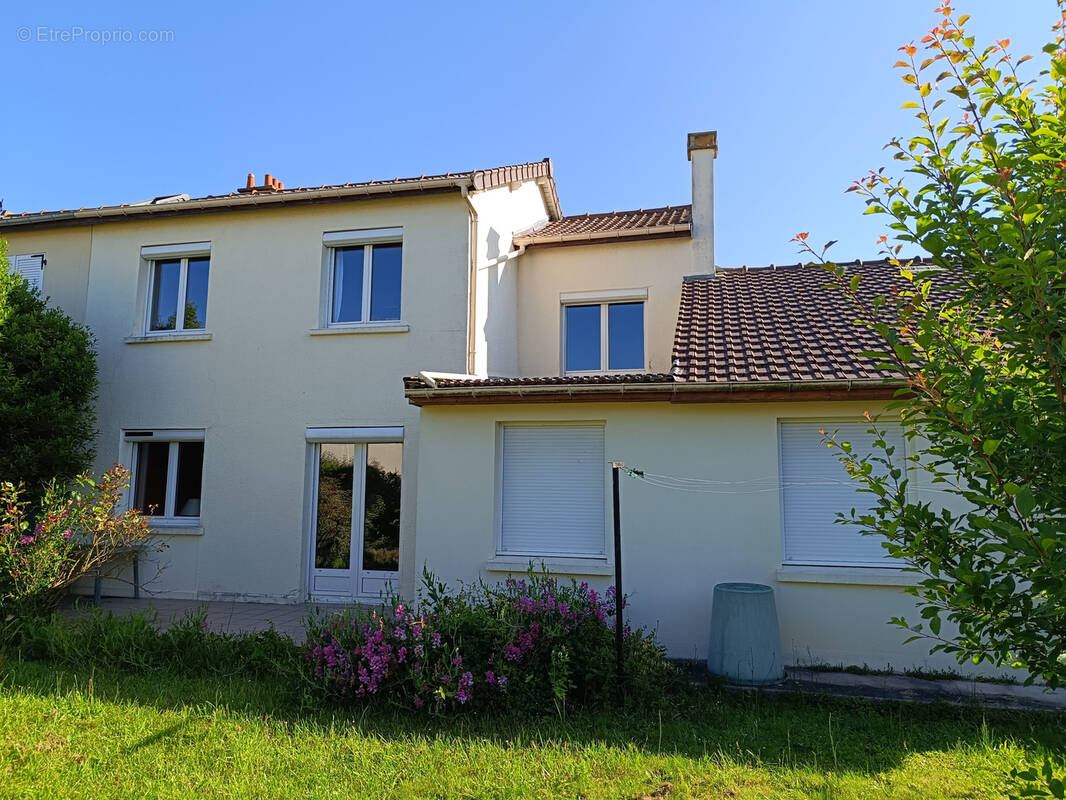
{"left": 308, "top": 436, "right": 402, "bottom": 601}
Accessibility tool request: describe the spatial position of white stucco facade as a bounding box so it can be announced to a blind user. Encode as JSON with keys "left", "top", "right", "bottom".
{"left": 409, "top": 399, "right": 997, "bottom": 674}
{"left": 0, "top": 137, "right": 997, "bottom": 674}
{"left": 3, "top": 181, "right": 551, "bottom": 604}
{"left": 516, "top": 237, "right": 691, "bottom": 376}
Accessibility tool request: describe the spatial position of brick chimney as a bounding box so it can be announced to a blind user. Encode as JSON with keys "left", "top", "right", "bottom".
{"left": 687, "top": 130, "right": 717, "bottom": 275}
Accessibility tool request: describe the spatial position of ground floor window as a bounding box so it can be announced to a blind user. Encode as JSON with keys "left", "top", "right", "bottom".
{"left": 125, "top": 430, "right": 205, "bottom": 523}
{"left": 497, "top": 423, "right": 606, "bottom": 558}
{"left": 779, "top": 420, "right": 905, "bottom": 567}
{"left": 307, "top": 427, "right": 403, "bottom": 598}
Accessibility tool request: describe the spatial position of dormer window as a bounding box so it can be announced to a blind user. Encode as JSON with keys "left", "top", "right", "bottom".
{"left": 561, "top": 289, "right": 646, "bottom": 373}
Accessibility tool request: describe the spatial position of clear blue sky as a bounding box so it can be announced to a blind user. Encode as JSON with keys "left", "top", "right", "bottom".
{"left": 3, "top": 1, "right": 1058, "bottom": 265}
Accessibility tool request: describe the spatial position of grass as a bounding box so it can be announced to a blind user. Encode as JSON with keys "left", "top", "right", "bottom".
{"left": 1, "top": 657, "right": 1064, "bottom": 799}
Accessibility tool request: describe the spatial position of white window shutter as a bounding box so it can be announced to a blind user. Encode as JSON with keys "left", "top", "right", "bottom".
{"left": 779, "top": 421, "right": 905, "bottom": 567}
{"left": 500, "top": 425, "right": 606, "bottom": 557}
{"left": 9, "top": 254, "right": 45, "bottom": 292}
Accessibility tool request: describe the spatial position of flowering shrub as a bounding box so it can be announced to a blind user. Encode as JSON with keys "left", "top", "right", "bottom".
{"left": 303, "top": 568, "right": 675, "bottom": 713}
{"left": 0, "top": 465, "right": 160, "bottom": 624}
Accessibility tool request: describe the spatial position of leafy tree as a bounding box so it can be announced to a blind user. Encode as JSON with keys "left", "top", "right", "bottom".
{"left": 795, "top": 2, "right": 1066, "bottom": 691}
{"left": 163, "top": 300, "right": 204, "bottom": 331}
{"left": 0, "top": 240, "right": 98, "bottom": 500}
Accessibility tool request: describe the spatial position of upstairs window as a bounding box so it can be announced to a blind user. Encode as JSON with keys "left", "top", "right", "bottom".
{"left": 141, "top": 242, "right": 211, "bottom": 333}
{"left": 323, "top": 228, "right": 403, "bottom": 325}
{"left": 562, "top": 290, "right": 646, "bottom": 373}
{"left": 7, "top": 253, "right": 45, "bottom": 292}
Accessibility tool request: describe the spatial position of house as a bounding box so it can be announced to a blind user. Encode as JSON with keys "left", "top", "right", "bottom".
{"left": 0, "top": 132, "right": 976, "bottom": 672}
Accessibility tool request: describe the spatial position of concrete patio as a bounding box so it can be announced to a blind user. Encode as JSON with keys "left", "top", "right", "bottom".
{"left": 62, "top": 596, "right": 363, "bottom": 641}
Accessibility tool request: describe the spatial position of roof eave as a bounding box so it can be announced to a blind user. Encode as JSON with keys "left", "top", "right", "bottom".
{"left": 0, "top": 177, "right": 478, "bottom": 232}
{"left": 405, "top": 378, "right": 907, "bottom": 406}
{"left": 514, "top": 223, "right": 692, "bottom": 248}
{"left": 0, "top": 160, "right": 562, "bottom": 232}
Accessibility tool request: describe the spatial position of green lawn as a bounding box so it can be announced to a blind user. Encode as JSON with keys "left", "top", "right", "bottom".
{"left": 1, "top": 658, "right": 1062, "bottom": 799}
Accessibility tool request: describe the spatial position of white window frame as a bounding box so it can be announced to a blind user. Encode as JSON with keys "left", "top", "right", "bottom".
{"left": 141, "top": 242, "right": 211, "bottom": 335}
{"left": 323, "top": 228, "right": 403, "bottom": 327}
{"left": 124, "top": 429, "right": 205, "bottom": 527}
{"left": 494, "top": 421, "right": 608, "bottom": 559}
{"left": 305, "top": 425, "right": 404, "bottom": 600}
{"left": 777, "top": 417, "right": 909, "bottom": 569}
{"left": 560, "top": 288, "right": 648, "bottom": 375}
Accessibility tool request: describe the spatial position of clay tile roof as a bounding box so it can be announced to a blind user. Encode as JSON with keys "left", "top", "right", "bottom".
{"left": 0, "top": 159, "right": 560, "bottom": 229}
{"left": 514, "top": 205, "right": 691, "bottom": 246}
{"left": 404, "top": 257, "right": 960, "bottom": 401}
{"left": 671, "top": 258, "right": 955, "bottom": 384}
{"left": 402, "top": 373, "right": 674, "bottom": 390}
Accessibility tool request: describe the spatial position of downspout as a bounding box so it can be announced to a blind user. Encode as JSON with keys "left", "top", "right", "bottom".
{"left": 461, "top": 185, "right": 478, "bottom": 375}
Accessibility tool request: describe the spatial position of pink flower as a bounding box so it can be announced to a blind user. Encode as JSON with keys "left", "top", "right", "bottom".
{"left": 456, "top": 671, "right": 474, "bottom": 704}
{"left": 62, "top": 529, "right": 72, "bottom": 539}
{"left": 18, "top": 535, "right": 34, "bottom": 545}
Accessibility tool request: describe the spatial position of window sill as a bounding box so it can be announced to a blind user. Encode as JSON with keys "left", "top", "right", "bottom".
{"left": 776, "top": 566, "right": 923, "bottom": 587}
{"left": 149, "top": 521, "right": 203, "bottom": 536}
{"left": 485, "top": 557, "right": 613, "bottom": 576}
{"left": 310, "top": 323, "right": 409, "bottom": 336}
{"left": 125, "top": 332, "right": 213, "bottom": 344}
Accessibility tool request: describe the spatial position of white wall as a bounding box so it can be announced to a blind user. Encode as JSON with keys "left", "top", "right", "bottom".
{"left": 468, "top": 182, "right": 551, "bottom": 377}
{"left": 517, "top": 237, "right": 692, "bottom": 376}
{"left": 2, "top": 178, "right": 559, "bottom": 604}
{"left": 3, "top": 226, "right": 93, "bottom": 322}
{"left": 73, "top": 195, "right": 472, "bottom": 602}
{"left": 412, "top": 399, "right": 1008, "bottom": 676}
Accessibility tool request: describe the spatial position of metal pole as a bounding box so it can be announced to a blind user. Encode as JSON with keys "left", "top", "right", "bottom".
{"left": 612, "top": 462, "right": 624, "bottom": 706}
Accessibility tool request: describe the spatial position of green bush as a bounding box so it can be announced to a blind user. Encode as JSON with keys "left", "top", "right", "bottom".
{"left": 303, "top": 569, "right": 680, "bottom": 714}
{"left": 0, "top": 241, "right": 98, "bottom": 501}
{"left": 17, "top": 605, "right": 301, "bottom": 680}
{"left": 1009, "top": 754, "right": 1066, "bottom": 799}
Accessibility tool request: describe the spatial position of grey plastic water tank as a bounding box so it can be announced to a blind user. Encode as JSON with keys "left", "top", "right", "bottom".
{"left": 707, "top": 582, "right": 784, "bottom": 685}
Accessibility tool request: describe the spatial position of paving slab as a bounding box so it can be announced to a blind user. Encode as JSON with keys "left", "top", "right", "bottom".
{"left": 761, "top": 667, "right": 1066, "bottom": 712}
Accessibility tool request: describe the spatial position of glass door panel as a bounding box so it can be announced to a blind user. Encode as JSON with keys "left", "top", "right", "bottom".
{"left": 310, "top": 440, "right": 402, "bottom": 600}
{"left": 314, "top": 444, "right": 356, "bottom": 571}
{"left": 363, "top": 443, "right": 402, "bottom": 574}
